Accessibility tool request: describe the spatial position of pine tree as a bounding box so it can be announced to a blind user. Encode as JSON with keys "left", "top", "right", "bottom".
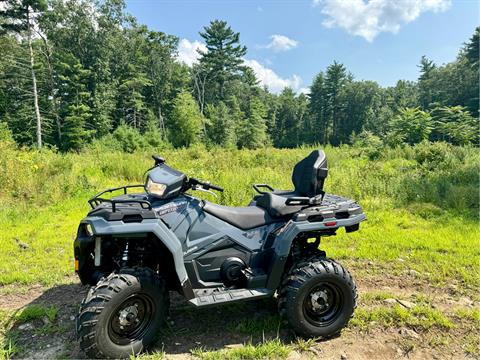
{"left": 418, "top": 56, "right": 436, "bottom": 109}
{"left": 205, "top": 101, "right": 235, "bottom": 147}
{"left": 324, "top": 61, "right": 349, "bottom": 145}
{"left": 198, "top": 20, "right": 247, "bottom": 102}
{"left": 170, "top": 92, "right": 204, "bottom": 147}
{"left": 274, "top": 88, "right": 306, "bottom": 148}
{"left": 237, "top": 98, "right": 268, "bottom": 149}
{"left": 309, "top": 72, "right": 327, "bottom": 144}
{"left": 56, "top": 53, "right": 93, "bottom": 150}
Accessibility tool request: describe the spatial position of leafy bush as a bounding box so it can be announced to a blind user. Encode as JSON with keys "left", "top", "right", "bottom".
{"left": 430, "top": 106, "right": 478, "bottom": 145}
{"left": 0, "top": 122, "right": 14, "bottom": 146}
{"left": 350, "top": 130, "right": 384, "bottom": 159}
{"left": 87, "top": 124, "right": 171, "bottom": 153}
{"left": 387, "top": 108, "right": 432, "bottom": 146}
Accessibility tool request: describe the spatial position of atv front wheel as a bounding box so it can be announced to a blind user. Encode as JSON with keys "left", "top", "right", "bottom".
{"left": 76, "top": 267, "right": 169, "bottom": 359}
{"left": 278, "top": 257, "right": 357, "bottom": 338}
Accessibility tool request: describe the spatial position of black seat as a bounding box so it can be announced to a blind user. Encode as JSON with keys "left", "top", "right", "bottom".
{"left": 256, "top": 150, "right": 328, "bottom": 217}
{"left": 203, "top": 201, "right": 277, "bottom": 230}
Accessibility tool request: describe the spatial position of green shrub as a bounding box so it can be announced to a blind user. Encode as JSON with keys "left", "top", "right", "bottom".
{"left": 350, "top": 130, "right": 384, "bottom": 159}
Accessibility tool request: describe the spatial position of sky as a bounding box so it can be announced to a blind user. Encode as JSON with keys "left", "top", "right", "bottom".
{"left": 125, "top": 0, "right": 479, "bottom": 93}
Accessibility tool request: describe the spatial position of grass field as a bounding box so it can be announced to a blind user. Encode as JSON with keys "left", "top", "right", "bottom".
{"left": 0, "top": 140, "right": 479, "bottom": 359}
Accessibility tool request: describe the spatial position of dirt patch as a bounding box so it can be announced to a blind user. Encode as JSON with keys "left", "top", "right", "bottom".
{"left": 1, "top": 280, "right": 478, "bottom": 360}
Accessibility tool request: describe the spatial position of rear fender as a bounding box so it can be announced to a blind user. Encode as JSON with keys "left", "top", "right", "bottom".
{"left": 265, "top": 213, "right": 366, "bottom": 290}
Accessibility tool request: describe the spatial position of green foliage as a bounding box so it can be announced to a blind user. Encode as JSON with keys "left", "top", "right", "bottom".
{"left": 192, "top": 339, "right": 290, "bottom": 360}
{"left": 237, "top": 98, "right": 268, "bottom": 149}
{"left": 170, "top": 91, "right": 204, "bottom": 147}
{"left": 387, "top": 108, "right": 432, "bottom": 145}
{"left": 273, "top": 88, "right": 308, "bottom": 147}
{"left": 351, "top": 305, "right": 454, "bottom": 330}
{"left": 430, "top": 106, "right": 478, "bottom": 145}
{"left": 350, "top": 130, "right": 384, "bottom": 159}
{"left": 112, "top": 124, "right": 147, "bottom": 153}
{"left": 198, "top": 19, "right": 247, "bottom": 103}
{"left": 0, "top": 4, "right": 478, "bottom": 152}
{"left": 205, "top": 102, "right": 235, "bottom": 147}
{"left": 0, "top": 122, "right": 14, "bottom": 145}
{"left": 15, "top": 305, "right": 58, "bottom": 324}
{"left": 0, "top": 0, "right": 48, "bottom": 34}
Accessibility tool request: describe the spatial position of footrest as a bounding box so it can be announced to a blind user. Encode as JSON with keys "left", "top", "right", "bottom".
{"left": 189, "top": 288, "right": 271, "bottom": 307}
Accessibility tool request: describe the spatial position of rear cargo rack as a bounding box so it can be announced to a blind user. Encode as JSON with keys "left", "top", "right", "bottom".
{"left": 88, "top": 185, "right": 152, "bottom": 212}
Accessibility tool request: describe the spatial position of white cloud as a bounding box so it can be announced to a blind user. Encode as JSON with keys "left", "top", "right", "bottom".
{"left": 244, "top": 59, "right": 302, "bottom": 93}
{"left": 313, "top": 0, "right": 451, "bottom": 42}
{"left": 299, "top": 87, "right": 311, "bottom": 95}
{"left": 176, "top": 39, "right": 301, "bottom": 93}
{"left": 177, "top": 38, "right": 207, "bottom": 66}
{"left": 266, "top": 34, "right": 299, "bottom": 52}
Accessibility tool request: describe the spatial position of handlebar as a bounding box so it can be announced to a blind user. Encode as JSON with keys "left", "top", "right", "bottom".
{"left": 188, "top": 177, "right": 224, "bottom": 192}
{"left": 206, "top": 183, "right": 224, "bottom": 192}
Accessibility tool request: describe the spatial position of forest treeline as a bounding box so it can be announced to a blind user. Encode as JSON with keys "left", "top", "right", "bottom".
{"left": 0, "top": 0, "right": 478, "bottom": 152}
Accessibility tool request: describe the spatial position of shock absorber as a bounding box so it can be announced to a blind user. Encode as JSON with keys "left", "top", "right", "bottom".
{"left": 121, "top": 240, "right": 130, "bottom": 266}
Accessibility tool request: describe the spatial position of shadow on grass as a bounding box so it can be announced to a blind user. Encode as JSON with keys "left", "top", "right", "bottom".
{"left": 4, "top": 283, "right": 320, "bottom": 358}
{"left": 2, "top": 283, "right": 87, "bottom": 359}
{"left": 155, "top": 294, "right": 296, "bottom": 356}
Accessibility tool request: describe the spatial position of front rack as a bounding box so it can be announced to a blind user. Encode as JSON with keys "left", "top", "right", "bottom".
{"left": 88, "top": 185, "right": 152, "bottom": 212}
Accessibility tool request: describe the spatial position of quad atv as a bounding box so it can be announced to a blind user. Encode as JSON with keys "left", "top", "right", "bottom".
{"left": 74, "top": 150, "right": 366, "bottom": 358}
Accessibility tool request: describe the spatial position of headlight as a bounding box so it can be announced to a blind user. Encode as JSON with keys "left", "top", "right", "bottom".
{"left": 85, "top": 223, "right": 94, "bottom": 236}
{"left": 146, "top": 177, "right": 167, "bottom": 197}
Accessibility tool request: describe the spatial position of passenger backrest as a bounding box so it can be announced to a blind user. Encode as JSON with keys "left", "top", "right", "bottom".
{"left": 291, "top": 150, "right": 328, "bottom": 197}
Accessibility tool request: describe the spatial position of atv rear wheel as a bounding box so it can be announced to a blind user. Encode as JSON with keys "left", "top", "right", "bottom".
{"left": 76, "top": 267, "right": 169, "bottom": 359}
{"left": 278, "top": 257, "right": 357, "bottom": 338}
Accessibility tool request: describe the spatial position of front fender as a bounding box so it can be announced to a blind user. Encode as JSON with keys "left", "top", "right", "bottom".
{"left": 75, "top": 216, "right": 193, "bottom": 298}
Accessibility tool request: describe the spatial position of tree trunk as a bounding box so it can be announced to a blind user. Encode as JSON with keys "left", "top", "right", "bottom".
{"left": 39, "top": 33, "right": 61, "bottom": 144}
{"left": 158, "top": 106, "right": 166, "bottom": 139}
{"left": 27, "top": 8, "right": 42, "bottom": 149}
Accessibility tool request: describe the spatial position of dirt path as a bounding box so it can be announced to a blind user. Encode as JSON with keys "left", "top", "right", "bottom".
{"left": 1, "top": 276, "right": 478, "bottom": 360}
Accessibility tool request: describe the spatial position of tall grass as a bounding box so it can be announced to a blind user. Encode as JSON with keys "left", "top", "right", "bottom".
{"left": 0, "top": 140, "right": 479, "bottom": 286}
{"left": 1, "top": 141, "right": 478, "bottom": 213}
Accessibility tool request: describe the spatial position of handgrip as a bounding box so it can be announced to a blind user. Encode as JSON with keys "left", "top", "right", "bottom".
{"left": 190, "top": 178, "right": 224, "bottom": 192}
{"left": 205, "top": 183, "right": 224, "bottom": 192}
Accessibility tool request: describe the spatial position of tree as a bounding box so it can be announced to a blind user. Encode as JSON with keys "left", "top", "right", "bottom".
{"left": 324, "top": 61, "right": 350, "bottom": 145}
{"left": 387, "top": 108, "right": 432, "bottom": 145}
{"left": 56, "top": 53, "right": 93, "bottom": 150}
{"left": 309, "top": 72, "right": 327, "bottom": 144}
{"left": 274, "top": 88, "right": 307, "bottom": 147}
{"left": 198, "top": 20, "right": 247, "bottom": 102}
{"left": 237, "top": 98, "right": 268, "bottom": 149}
{"left": 205, "top": 101, "right": 235, "bottom": 147}
{"left": 144, "top": 30, "right": 179, "bottom": 137}
{"left": 430, "top": 106, "right": 478, "bottom": 145}
{"left": 169, "top": 92, "right": 204, "bottom": 147}
{"left": 464, "top": 26, "right": 479, "bottom": 66}
{"left": 0, "top": 0, "right": 47, "bottom": 148}
{"left": 417, "top": 56, "right": 436, "bottom": 110}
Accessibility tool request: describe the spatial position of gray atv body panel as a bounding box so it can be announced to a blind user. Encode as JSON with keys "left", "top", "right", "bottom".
{"left": 75, "top": 191, "right": 365, "bottom": 303}
{"left": 74, "top": 151, "right": 365, "bottom": 306}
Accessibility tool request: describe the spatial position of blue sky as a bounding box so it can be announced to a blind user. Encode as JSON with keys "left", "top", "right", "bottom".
{"left": 125, "top": 0, "right": 479, "bottom": 92}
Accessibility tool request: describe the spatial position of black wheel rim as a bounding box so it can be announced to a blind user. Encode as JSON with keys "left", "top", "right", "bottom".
{"left": 302, "top": 282, "right": 343, "bottom": 327}
{"left": 108, "top": 293, "right": 155, "bottom": 345}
